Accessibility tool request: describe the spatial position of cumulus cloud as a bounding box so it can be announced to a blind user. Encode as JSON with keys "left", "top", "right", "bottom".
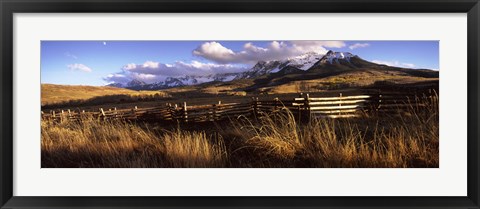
{"left": 122, "top": 60, "right": 245, "bottom": 76}
{"left": 290, "top": 41, "right": 346, "bottom": 52}
{"left": 104, "top": 60, "right": 247, "bottom": 85}
{"left": 349, "top": 43, "right": 370, "bottom": 50}
{"left": 104, "top": 73, "right": 130, "bottom": 83}
{"left": 371, "top": 60, "right": 416, "bottom": 68}
{"left": 67, "top": 63, "right": 92, "bottom": 72}
{"left": 193, "top": 41, "right": 345, "bottom": 64}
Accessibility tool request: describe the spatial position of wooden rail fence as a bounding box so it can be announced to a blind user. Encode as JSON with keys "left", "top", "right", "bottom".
{"left": 41, "top": 91, "right": 437, "bottom": 123}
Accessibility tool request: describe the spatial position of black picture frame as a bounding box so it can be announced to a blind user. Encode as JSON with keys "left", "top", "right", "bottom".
{"left": 1, "top": 0, "right": 479, "bottom": 208}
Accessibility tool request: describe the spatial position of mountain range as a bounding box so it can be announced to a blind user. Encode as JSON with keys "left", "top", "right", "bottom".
{"left": 107, "top": 50, "right": 438, "bottom": 91}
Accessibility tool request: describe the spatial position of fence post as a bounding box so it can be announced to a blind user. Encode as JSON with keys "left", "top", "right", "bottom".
{"left": 339, "top": 93, "right": 342, "bottom": 117}
{"left": 305, "top": 93, "right": 310, "bottom": 121}
{"left": 216, "top": 101, "right": 222, "bottom": 121}
{"left": 80, "top": 110, "right": 85, "bottom": 120}
{"left": 166, "top": 104, "right": 170, "bottom": 120}
{"left": 183, "top": 102, "right": 188, "bottom": 123}
{"left": 60, "top": 110, "right": 65, "bottom": 123}
{"left": 99, "top": 108, "right": 105, "bottom": 121}
{"left": 210, "top": 103, "right": 215, "bottom": 122}
{"left": 173, "top": 104, "right": 178, "bottom": 122}
{"left": 297, "top": 94, "right": 302, "bottom": 122}
{"left": 378, "top": 91, "right": 382, "bottom": 111}
{"left": 274, "top": 97, "right": 279, "bottom": 112}
{"left": 166, "top": 104, "right": 172, "bottom": 120}
{"left": 131, "top": 106, "right": 138, "bottom": 119}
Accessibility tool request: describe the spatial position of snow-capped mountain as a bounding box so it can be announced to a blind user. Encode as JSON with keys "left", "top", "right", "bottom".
{"left": 165, "top": 74, "right": 238, "bottom": 86}
{"left": 286, "top": 51, "right": 324, "bottom": 70}
{"left": 319, "top": 51, "right": 355, "bottom": 64}
{"left": 235, "top": 60, "right": 283, "bottom": 79}
{"left": 107, "top": 51, "right": 365, "bottom": 90}
{"left": 126, "top": 79, "right": 147, "bottom": 87}
{"left": 108, "top": 73, "right": 239, "bottom": 90}
{"left": 236, "top": 52, "right": 324, "bottom": 79}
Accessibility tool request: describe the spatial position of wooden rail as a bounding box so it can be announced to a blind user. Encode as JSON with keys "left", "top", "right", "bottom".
{"left": 41, "top": 91, "right": 437, "bottom": 123}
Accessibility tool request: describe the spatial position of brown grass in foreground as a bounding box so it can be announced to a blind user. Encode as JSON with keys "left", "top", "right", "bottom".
{"left": 41, "top": 96, "right": 438, "bottom": 168}
{"left": 41, "top": 120, "right": 226, "bottom": 168}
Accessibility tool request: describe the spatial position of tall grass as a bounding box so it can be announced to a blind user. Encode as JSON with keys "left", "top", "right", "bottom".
{"left": 41, "top": 119, "right": 226, "bottom": 168}
{"left": 42, "top": 95, "right": 438, "bottom": 168}
{"left": 223, "top": 94, "right": 438, "bottom": 168}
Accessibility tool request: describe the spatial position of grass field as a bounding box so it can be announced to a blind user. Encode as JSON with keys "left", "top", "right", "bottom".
{"left": 41, "top": 84, "right": 167, "bottom": 105}
{"left": 41, "top": 94, "right": 439, "bottom": 168}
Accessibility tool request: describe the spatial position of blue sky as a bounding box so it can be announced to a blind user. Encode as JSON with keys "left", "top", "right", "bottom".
{"left": 41, "top": 41, "right": 439, "bottom": 86}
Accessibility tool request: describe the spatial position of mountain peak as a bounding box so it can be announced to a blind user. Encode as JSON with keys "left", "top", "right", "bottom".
{"left": 127, "top": 79, "right": 147, "bottom": 87}
{"left": 236, "top": 52, "right": 324, "bottom": 79}
{"left": 319, "top": 51, "right": 356, "bottom": 64}
{"left": 106, "top": 82, "right": 124, "bottom": 88}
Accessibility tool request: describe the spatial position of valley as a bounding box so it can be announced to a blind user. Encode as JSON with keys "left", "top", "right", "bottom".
{"left": 43, "top": 50, "right": 438, "bottom": 110}
{"left": 40, "top": 45, "right": 439, "bottom": 168}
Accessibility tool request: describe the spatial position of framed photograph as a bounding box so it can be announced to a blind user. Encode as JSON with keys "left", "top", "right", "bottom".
{"left": 1, "top": 0, "right": 479, "bottom": 208}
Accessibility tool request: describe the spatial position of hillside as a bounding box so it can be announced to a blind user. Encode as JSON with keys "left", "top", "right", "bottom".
{"left": 132, "top": 50, "right": 439, "bottom": 96}
{"left": 253, "top": 70, "right": 439, "bottom": 94}
{"left": 41, "top": 84, "right": 165, "bottom": 105}
{"left": 42, "top": 50, "right": 439, "bottom": 107}
{"left": 108, "top": 50, "right": 438, "bottom": 93}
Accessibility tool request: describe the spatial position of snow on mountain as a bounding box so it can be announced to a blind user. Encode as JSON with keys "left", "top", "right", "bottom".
{"left": 320, "top": 50, "right": 355, "bottom": 64}
{"left": 117, "top": 73, "right": 240, "bottom": 90}
{"left": 108, "top": 51, "right": 359, "bottom": 90}
{"left": 235, "top": 61, "right": 283, "bottom": 79}
{"left": 237, "top": 51, "right": 324, "bottom": 79}
{"left": 126, "top": 79, "right": 147, "bottom": 87}
{"left": 164, "top": 77, "right": 185, "bottom": 87}
{"left": 285, "top": 52, "right": 323, "bottom": 70}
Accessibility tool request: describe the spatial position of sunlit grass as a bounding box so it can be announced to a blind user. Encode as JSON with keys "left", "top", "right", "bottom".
{"left": 41, "top": 94, "right": 438, "bottom": 168}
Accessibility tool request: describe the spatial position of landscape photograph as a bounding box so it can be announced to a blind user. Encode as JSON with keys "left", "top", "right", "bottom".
{"left": 41, "top": 40, "right": 439, "bottom": 168}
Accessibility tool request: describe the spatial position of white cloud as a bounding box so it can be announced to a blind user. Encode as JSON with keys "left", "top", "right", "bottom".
{"left": 400, "top": 63, "right": 416, "bottom": 68}
{"left": 121, "top": 60, "right": 245, "bottom": 76}
{"left": 192, "top": 42, "right": 236, "bottom": 63}
{"left": 104, "top": 60, "right": 247, "bottom": 85}
{"left": 104, "top": 73, "right": 129, "bottom": 84}
{"left": 349, "top": 43, "right": 370, "bottom": 50}
{"left": 67, "top": 63, "right": 92, "bottom": 72}
{"left": 193, "top": 41, "right": 346, "bottom": 64}
{"left": 290, "top": 41, "right": 345, "bottom": 52}
{"left": 65, "top": 52, "right": 78, "bottom": 59}
{"left": 371, "top": 60, "right": 416, "bottom": 68}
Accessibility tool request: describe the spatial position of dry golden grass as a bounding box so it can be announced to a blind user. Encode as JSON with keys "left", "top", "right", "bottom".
{"left": 41, "top": 84, "right": 166, "bottom": 105}
{"left": 264, "top": 73, "right": 439, "bottom": 94}
{"left": 41, "top": 119, "right": 226, "bottom": 168}
{"left": 161, "top": 80, "right": 253, "bottom": 97}
{"left": 41, "top": 95, "right": 438, "bottom": 168}
{"left": 226, "top": 95, "right": 439, "bottom": 167}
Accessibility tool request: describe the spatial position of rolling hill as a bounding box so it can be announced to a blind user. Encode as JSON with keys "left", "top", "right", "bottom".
{"left": 41, "top": 84, "right": 166, "bottom": 105}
